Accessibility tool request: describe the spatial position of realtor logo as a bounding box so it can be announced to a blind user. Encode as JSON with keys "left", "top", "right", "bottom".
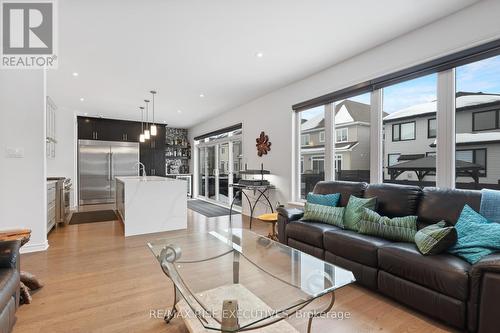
{"left": 1, "top": 0, "right": 57, "bottom": 68}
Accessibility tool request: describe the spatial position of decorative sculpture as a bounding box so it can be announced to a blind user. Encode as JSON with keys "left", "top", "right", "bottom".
{"left": 256, "top": 131, "right": 271, "bottom": 157}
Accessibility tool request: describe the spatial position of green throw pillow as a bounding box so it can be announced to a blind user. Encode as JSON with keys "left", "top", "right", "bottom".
{"left": 343, "top": 195, "right": 377, "bottom": 231}
{"left": 358, "top": 208, "right": 417, "bottom": 243}
{"left": 303, "top": 203, "right": 345, "bottom": 228}
{"left": 415, "top": 221, "right": 457, "bottom": 255}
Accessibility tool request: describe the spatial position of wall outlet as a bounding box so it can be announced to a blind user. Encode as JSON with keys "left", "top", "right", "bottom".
{"left": 5, "top": 147, "right": 25, "bottom": 158}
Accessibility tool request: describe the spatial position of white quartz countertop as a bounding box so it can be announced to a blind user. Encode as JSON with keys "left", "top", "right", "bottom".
{"left": 115, "top": 176, "right": 179, "bottom": 182}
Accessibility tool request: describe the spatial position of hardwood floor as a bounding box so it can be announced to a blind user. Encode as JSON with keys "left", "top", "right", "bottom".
{"left": 14, "top": 209, "right": 455, "bottom": 333}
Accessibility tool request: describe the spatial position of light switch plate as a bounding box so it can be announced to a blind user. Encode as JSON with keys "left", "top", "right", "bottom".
{"left": 5, "top": 147, "right": 24, "bottom": 158}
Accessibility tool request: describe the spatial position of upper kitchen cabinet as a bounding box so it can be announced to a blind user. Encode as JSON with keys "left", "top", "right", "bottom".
{"left": 77, "top": 117, "right": 97, "bottom": 140}
{"left": 77, "top": 117, "right": 141, "bottom": 142}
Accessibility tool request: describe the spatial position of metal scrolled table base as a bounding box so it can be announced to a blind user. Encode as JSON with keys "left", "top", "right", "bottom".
{"left": 229, "top": 187, "right": 274, "bottom": 230}
{"left": 307, "top": 290, "right": 336, "bottom": 333}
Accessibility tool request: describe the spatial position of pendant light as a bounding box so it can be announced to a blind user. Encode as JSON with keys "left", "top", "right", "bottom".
{"left": 139, "top": 106, "right": 145, "bottom": 143}
{"left": 144, "top": 99, "right": 150, "bottom": 140}
{"left": 150, "top": 90, "right": 157, "bottom": 136}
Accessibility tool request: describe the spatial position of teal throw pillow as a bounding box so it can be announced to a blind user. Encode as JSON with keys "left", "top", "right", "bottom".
{"left": 303, "top": 203, "right": 345, "bottom": 228}
{"left": 358, "top": 208, "right": 417, "bottom": 242}
{"left": 415, "top": 221, "right": 457, "bottom": 255}
{"left": 448, "top": 205, "right": 500, "bottom": 264}
{"left": 343, "top": 195, "right": 377, "bottom": 231}
{"left": 306, "top": 192, "right": 340, "bottom": 207}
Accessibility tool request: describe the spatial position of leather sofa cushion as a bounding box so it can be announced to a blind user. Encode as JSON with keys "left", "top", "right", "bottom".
{"left": 378, "top": 243, "right": 470, "bottom": 301}
{"left": 0, "top": 269, "right": 19, "bottom": 310}
{"left": 313, "top": 180, "right": 367, "bottom": 207}
{"left": 418, "top": 187, "right": 481, "bottom": 226}
{"left": 286, "top": 221, "right": 340, "bottom": 248}
{"left": 378, "top": 271, "right": 466, "bottom": 329}
{"left": 365, "top": 183, "right": 422, "bottom": 217}
{"left": 324, "top": 229, "right": 391, "bottom": 267}
{"left": 287, "top": 239, "right": 324, "bottom": 259}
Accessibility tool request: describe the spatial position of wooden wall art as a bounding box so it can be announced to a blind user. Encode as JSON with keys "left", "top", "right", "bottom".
{"left": 256, "top": 131, "right": 271, "bottom": 157}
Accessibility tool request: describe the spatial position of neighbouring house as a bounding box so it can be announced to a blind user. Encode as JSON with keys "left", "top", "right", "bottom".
{"left": 301, "top": 100, "right": 383, "bottom": 196}
{"left": 383, "top": 91, "right": 500, "bottom": 189}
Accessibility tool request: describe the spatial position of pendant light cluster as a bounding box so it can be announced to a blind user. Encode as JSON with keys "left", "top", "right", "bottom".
{"left": 139, "top": 90, "right": 158, "bottom": 143}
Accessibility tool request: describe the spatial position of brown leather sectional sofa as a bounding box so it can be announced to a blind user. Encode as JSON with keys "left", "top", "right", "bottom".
{"left": 277, "top": 181, "right": 500, "bottom": 333}
{"left": 0, "top": 240, "right": 20, "bottom": 333}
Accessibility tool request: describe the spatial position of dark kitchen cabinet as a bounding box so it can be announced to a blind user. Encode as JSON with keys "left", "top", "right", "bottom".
{"left": 77, "top": 116, "right": 166, "bottom": 176}
{"left": 77, "top": 117, "right": 141, "bottom": 142}
{"left": 77, "top": 117, "right": 97, "bottom": 140}
{"left": 139, "top": 125, "right": 166, "bottom": 176}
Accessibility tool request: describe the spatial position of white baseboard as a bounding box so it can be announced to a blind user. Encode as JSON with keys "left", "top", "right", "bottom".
{"left": 20, "top": 240, "right": 49, "bottom": 254}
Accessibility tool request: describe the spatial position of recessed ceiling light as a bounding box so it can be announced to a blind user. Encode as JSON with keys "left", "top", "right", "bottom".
{"left": 199, "top": 93, "right": 205, "bottom": 98}
{"left": 255, "top": 52, "right": 264, "bottom": 58}
{"left": 80, "top": 97, "right": 85, "bottom": 102}
{"left": 177, "top": 110, "right": 182, "bottom": 114}
{"left": 163, "top": 120, "right": 167, "bottom": 124}
{"left": 72, "top": 72, "right": 79, "bottom": 77}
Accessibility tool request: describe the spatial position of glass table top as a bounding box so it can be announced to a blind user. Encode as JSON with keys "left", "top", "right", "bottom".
{"left": 148, "top": 229, "right": 355, "bottom": 331}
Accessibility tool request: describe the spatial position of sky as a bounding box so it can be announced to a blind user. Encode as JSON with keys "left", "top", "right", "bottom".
{"left": 302, "top": 54, "right": 500, "bottom": 119}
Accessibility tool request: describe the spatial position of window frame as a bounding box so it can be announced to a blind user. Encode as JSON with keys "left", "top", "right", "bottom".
{"left": 472, "top": 110, "right": 499, "bottom": 132}
{"left": 335, "top": 128, "right": 348, "bottom": 143}
{"left": 392, "top": 121, "right": 416, "bottom": 142}
{"left": 428, "top": 118, "right": 437, "bottom": 138}
{"left": 456, "top": 148, "right": 487, "bottom": 177}
{"left": 319, "top": 131, "right": 325, "bottom": 143}
{"left": 301, "top": 134, "right": 311, "bottom": 146}
{"left": 311, "top": 155, "right": 325, "bottom": 174}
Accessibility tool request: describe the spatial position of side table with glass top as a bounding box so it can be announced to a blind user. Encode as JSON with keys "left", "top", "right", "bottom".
{"left": 148, "top": 228, "right": 355, "bottom": 332}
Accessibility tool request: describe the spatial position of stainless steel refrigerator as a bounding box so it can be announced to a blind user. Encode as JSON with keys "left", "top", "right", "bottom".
{"left": 78, "top": 140, "right": 139, "bottom": 205}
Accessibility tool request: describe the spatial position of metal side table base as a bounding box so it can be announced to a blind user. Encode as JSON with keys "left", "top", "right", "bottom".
{"left": 307, "top": 290, "right": 336, "bottom": 333}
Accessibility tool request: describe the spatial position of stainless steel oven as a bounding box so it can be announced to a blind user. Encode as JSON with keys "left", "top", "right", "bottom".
{"left": 47, "top": 177, "right": 72, "bottom": 224}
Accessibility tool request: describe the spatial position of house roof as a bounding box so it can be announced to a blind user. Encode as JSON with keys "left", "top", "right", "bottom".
{"left": 430, "top": 132, "right": 500, "bottom": 147}
{"left": 383, "top": 92, "right": 500, "bottom": 122}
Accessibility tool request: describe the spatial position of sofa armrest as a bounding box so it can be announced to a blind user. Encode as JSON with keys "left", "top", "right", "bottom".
{"left": 0, "top": 240, "right": 21, "bottom": 271}
{"left": 277, "top": 207, "right": 303, "bottom": 244}
{"left": 468, "top": 254, "right": 500, "bottom": 333}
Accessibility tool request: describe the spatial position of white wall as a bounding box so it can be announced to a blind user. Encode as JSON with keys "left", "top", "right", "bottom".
{"left": 46, "top": 106, "right": 78, "bottom": 207}
{"left": 0, "top": 70, "right": 48, "bottom": 252}
{"left": 189, "top": 0, "right": 500, "bottom": 206}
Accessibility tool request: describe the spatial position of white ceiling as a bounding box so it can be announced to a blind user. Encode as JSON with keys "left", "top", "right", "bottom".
{"left": 48, "top": 0, "right": 479, "bottom": 128}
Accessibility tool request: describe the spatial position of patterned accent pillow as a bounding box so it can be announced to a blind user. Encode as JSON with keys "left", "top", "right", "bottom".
{"left": 343, "top": 195, "right": 377, "bottom": 231}
{"left": 303, "top": 203, "right": 345, "bottom": 228}
{"left": 448, "top": 204, "right": 500, "bottom": 264}
{"left": 358, "top": 208, "right": 417, "bottom": 243}
{"left": 415, "top": 221, "right": 457, "bottom": 255}
{"left": 306, "top": 192, "right": 340, "bottom": 207}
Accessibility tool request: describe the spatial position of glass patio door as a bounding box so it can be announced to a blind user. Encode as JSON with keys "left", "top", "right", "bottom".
{"left": 206, "top": 146, "right": 216, "bottom": 200}
{"left": 218, "top": 143, "right": 230, "bottom": 204}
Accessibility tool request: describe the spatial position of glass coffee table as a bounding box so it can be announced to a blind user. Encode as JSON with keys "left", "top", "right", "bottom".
{"left": 148, "top": 229, "right": 355, "bottom": 333}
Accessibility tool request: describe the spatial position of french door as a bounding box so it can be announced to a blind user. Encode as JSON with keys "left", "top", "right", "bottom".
{"left": 197, "top": 137, "right": 241, "bottom": 207}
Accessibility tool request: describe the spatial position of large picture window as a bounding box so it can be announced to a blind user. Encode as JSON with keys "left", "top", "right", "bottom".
{"left": 383, "top": 74, "right": 437, "bottom": 187}
{"left": 294, "top": 42, "right": 500, "bottom": 200}
{"left": 334, "top": 93, "right": 371, "bottom": 183}
{"left": 455, "top": 54, "right": 500, "bottom": 190}
{"left": 299, "top": 105, "right": 325, "bottom": 199}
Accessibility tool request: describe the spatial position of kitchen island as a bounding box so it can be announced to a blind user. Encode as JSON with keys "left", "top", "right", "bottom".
{"left": 115, "top": 176, "right": 187, "bottom": 237}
